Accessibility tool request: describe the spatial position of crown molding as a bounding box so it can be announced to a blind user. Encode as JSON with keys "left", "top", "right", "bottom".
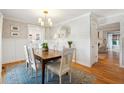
{"left": 103, "top": 28, "right": 120, "bottom": 31}
{"left": 55, "top": 12, "right": 91, "bottom": 26}
{"left": 3, "top": 16, "right": 39, "bottom": 26}
{"left": 99, "top": 13, "right": 124, "bottom": 25}
{"left": 99, "top": 13, "right": 124, "bottom": 21}
{"left": 3, "top": 16, "right": 28, "bottom": 23}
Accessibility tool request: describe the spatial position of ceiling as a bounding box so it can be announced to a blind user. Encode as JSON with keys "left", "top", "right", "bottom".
{"left": 0, "top": 9, "right": 124, "bottom": 25}
{"left": 98, "top": 22, "right": 120, "bottom": 32}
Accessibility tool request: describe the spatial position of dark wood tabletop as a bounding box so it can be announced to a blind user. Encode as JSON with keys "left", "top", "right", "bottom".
{"left": 34, "top": 49, "right": 62, "bottom": 61}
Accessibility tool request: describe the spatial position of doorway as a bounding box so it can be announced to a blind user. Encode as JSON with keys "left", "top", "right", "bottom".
{"left": 98, "top": 22, "right": 120, "bottom": 66}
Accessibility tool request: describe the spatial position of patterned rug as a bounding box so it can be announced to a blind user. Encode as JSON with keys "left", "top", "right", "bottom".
{"left": 3, "top": 63, "right": 95, "bottom": 84}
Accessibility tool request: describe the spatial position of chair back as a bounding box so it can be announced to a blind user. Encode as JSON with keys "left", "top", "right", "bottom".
{"left": 60, "top": 48, "right": 74, "bottom": 73}
{"left": 27, "top": 45, "right": 37, "bottom": 71}
{"left": 24, "top": 45, "right": 30, "bottom": 63}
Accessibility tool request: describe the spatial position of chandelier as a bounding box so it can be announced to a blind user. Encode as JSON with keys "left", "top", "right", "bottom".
{"left": 38, "top": 10, "right": 53, "bottom": 41}
{"left": 38, "top": 11, "right": 53, "bottom": 28}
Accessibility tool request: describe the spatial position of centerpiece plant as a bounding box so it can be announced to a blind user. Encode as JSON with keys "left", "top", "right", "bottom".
{"left": 42, "top": 42, "right": 49, "bottom": 52}
{"left": 68, "top": 41, "right": 73, "bottom": 48}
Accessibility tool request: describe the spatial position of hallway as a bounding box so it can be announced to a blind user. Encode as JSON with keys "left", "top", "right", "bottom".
{"left": 99, "top": 50, "right": 119, "bottom": 65}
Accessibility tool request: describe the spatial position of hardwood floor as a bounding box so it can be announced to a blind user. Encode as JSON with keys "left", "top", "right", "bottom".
{"left": 73, "top": 51, "right": 124, "bottom": 84}
{"left": 2, "top": 61, "right": 25, "bottom": 83}
{"left": 2, "top": 51, "right": 124, "bottom": 84}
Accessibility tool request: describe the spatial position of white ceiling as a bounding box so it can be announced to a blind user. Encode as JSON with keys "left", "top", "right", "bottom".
{"left": 0, "top": 9, "right": 124, "bottom": 25}
{"left": 98, "top": 22, "right": 120, "bottom": 32}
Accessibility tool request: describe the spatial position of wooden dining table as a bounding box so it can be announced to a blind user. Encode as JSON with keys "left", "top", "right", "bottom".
{"left": 34, "top": 49, "right": 62, "bottom": 84}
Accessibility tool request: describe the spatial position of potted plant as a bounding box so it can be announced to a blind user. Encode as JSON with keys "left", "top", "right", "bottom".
{"left": 42, "top": 42, "right": 49, "bottom": 52}
{"left": 68, "top": 41, "right": 73, "bottom": 48}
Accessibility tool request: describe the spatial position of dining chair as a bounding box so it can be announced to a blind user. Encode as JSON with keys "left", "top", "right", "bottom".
{"left": 24, "top": 45, "right": 30, "bottom": 70}
{"left": 46, "top": 48, "right": 74, "bottom": 84}
{"left": 24, "top": 45, "right": 41, "bottom": 80}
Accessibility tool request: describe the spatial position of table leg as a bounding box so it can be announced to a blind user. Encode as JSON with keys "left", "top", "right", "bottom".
{"left": 42, "top": 63, "right": 45, "bottom": 84}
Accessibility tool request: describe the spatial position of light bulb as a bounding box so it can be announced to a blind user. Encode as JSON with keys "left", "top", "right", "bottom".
{"left": 38, "top": 18, "right": 42, "bottom": 23}
{"left": 49, "top": 22, "right": 53, "bottom": 26}
{"left": 41, "top": 21, "right": 44, "bottom": 26}
{"left": 48, "top": 18, "right": 51, "bottom": 22}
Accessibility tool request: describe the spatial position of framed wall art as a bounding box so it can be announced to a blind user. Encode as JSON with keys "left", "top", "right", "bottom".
{"left": 11, "top": 32, "right": 20, "bottom": 37}
{"left": 10, "top": 25, "right": 20, "bottom": 31}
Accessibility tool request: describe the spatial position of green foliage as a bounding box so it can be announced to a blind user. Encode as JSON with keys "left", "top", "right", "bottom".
{"left": 68, "top": 41, "right": 72, "bottom": 48}
{"left": 42, "top": 43, "right": 48, "bottom": 49}
{"left": 68, "top": 41, "right": 72, "bottom": 45}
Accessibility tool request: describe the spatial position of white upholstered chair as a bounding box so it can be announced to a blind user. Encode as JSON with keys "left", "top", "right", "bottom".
{"left": 24, "top": 45, "right": 40, "bottom": 80}
{"left": 46, "top": 48, "right": 74, "bottom": 84}
{"left": 24, "top": 45, "right": 31, "bottom": 70}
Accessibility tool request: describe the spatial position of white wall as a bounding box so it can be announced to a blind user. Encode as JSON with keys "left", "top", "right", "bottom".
{"left": 2, "top": 19, "right": 28, "bottom": 64}
{"left": 28, "top": 24, "right": 44, "bottom": 48}
{"left": 48, "top": 13, "right": 92, "bottom": 67}
{"left": 98, "top": 30, "right": 104, "bottom": 44}
{"left": 98, "top": 30, "right": 107, "bottom": 47}
{"left": 120, "top": 18, "right": 124, "bottom": 67}
{"left": 0, "top": 13, "right": 3, "bottom": 81}
{"left": 107, "top": 34, "right": 113, "bottom": 49}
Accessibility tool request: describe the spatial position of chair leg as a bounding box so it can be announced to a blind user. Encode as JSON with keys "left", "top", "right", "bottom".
{"left": 69, "top": 71, "right": 71, "bottom": 83}
{"left": 31, "top": 67, "right": 33, "bottom": 78}
{"left": 26, "top": 62, "right": 29, "bottom": 73}
{"left": 59, "top": 76, "right": 62, "bottom": 84}
{"left": 26, "top": 62, "right": 28, "bottom": 73}
{"left": 50, "top": 71, "right": 54, "bottom": 79}
{"left": 36, "top": 68, "right": 38, "bottom": 81}
{"left": 28, "top": 64, "right": 31, "bottom": 77}
{"left": 47, "top": 69, "right": 49, "bottom": 82}
{"left": 26, "top": 62, "right": 28, "bottom": 69}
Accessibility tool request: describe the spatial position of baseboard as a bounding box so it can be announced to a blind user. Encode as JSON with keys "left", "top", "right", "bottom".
{"left": 2, "top": 60, "right": 25, "bottom": 65}
{"left": 72, "top": 59, "right": 76, "bottom": 63}
{"left": 120, "top": 64, "right": 124, "bottom": 68}
{"left": 73, "top": 59, "right": 92, "bottom": 68}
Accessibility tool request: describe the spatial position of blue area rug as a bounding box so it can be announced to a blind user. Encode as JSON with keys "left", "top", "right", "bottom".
{"left": 3, "top": 63, "right": 95, "bottom": 84}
